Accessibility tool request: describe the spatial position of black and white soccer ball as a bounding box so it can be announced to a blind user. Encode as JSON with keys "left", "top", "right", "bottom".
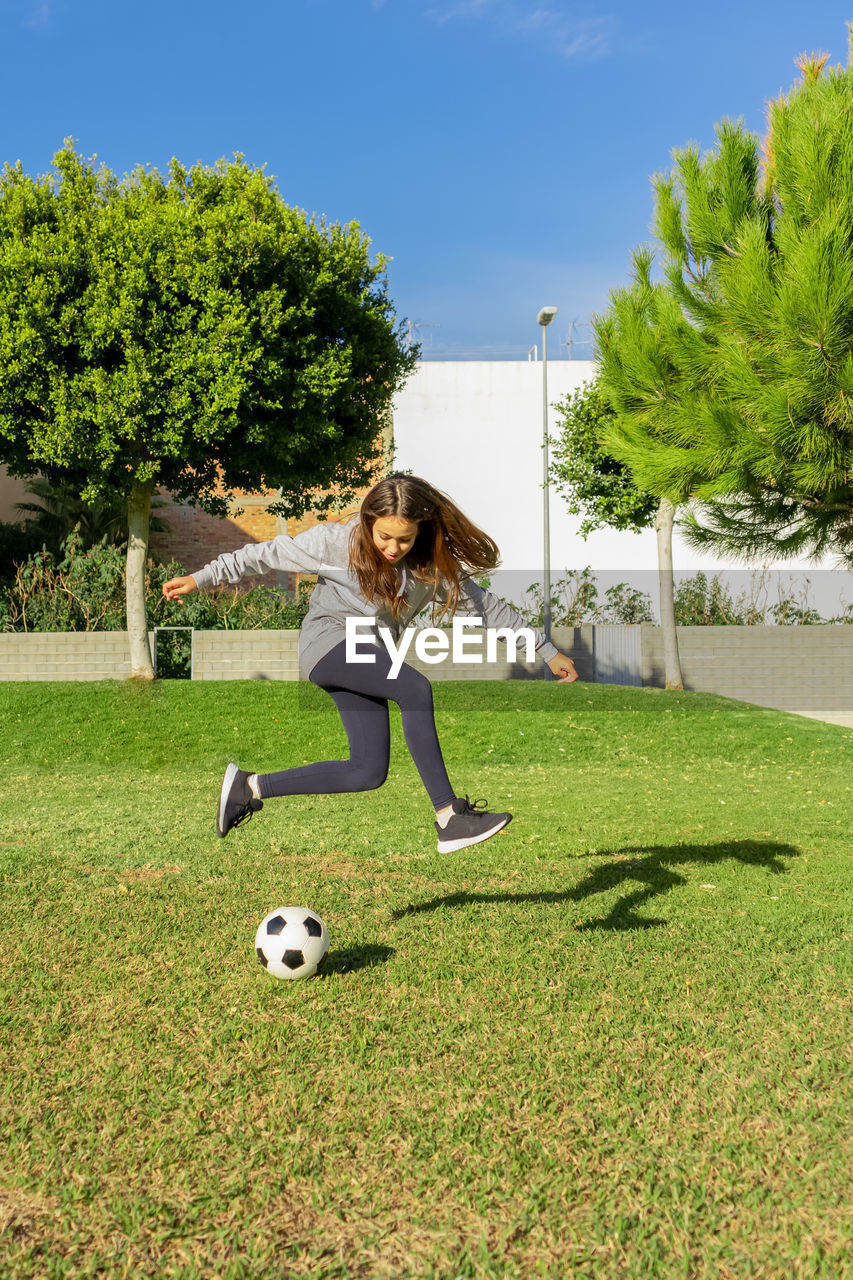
{"left": 255, "top": 906, "right": 329, "bottom": 980}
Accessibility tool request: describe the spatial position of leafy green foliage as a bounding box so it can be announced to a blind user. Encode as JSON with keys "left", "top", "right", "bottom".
{"left": 593, "top": 42, "right": 853, "bottom": 568}
{"left": 477, "top": 571, "right": 655, "bottom": 626}
{"left": 599, "top": 581, "right": 656, "bottom": 624}
{"left": 0, "top": 533, "right": 313, "bottom": 637}
{"left": 550, "top": 380, "right": 659, "bottom": 536}
{"left": 0, "top": 143, "right": 416, "bottom": 518}
{"left": 5, "top": 544, "right": 843, "bottom": 648}
{"left": 478, "top": 569, "right": 848, "bottom": 628}
{"left": 12, "top": 476, "right": 169, "bottom": 555}
{"left": 516, "top": 569, "right": 599, "bottom": 626}
{"left": 648, "top": 47, "right": 853, "bottom": 565}
{"left": 512, "top": 570, "right": 842, "bottom": 627}
{"left": 673, "top": 570, "right": 851, "bottom": 626}
{"left": 673, "top": 571, "right": 762, "bottom": 626}
{"left": 2, "top": 536, "right": 131, "bottom": 632}
{"left": 593, "top": 247, "right": 733, "bottom": 506}
{"left": 0, "top": 142, "right": 416, "bottom": 673}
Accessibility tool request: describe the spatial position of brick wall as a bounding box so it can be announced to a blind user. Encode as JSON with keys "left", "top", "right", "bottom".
{"left": 148, "top": 414, "right": 390, "bottom": 586}
{"left": 149, "top": 493, "right": 363, "bottom": 592}
{"left": 148, "top": 493, "right": 285, "bottom": 589}
{"left": 150, "top": 499, "right": 364, "bottom": 600}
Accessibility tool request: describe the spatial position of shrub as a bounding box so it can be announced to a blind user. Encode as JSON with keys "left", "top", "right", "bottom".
{"left": 207, "top": 581, "right": 315, "bottom": 630}
{"left": 597, "top": 582, "right": 655, "bottom": 624}
{"left": 0, "top": 533, "right": 313, "bottom": 639}
{"left": 673, "top": 572, "right": 746, "bottom": 626}
{"left": 672, "top": 571, "right": 838, "bottom": 626}
{"left": 519, "top": 569, "right": 599, "bottom": 628}
{"left": 492, "top": 572, "right": 654, "bottom": 628}
{"left": 1, "top": 542, "right": 847, "bottom": 660}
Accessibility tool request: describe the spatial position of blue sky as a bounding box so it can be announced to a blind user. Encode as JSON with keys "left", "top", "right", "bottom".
{"left": 2, "top": 0, "right": 851, "bottom": 357}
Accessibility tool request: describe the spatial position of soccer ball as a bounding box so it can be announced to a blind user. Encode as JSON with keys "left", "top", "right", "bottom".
{"left": 255, "top": 906, "right": 329, "bottom": 980}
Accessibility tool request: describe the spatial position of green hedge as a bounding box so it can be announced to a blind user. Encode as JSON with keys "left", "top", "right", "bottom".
{"left": 1, "top": 537, "right": 850, "bottom": 642}
{"left": 0, "top": 533, "right": 313, "bottom": 637}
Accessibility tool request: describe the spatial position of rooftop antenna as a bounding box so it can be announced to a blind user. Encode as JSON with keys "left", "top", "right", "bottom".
{"left": 563, "top": 317, "right": 593, "bottom": 360}
{"left": 405, "top": 320, "right": 440, "bottom": 352}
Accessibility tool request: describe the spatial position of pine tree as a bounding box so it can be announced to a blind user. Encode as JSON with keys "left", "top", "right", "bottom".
{"left": 593, "top": 31, "right": 853, "bottom": 689}
{"left": 654, "top": 38, "right": 853, "bottom": 566}
{"left": 591, "top": 248, "right": 726, "bottom": 688}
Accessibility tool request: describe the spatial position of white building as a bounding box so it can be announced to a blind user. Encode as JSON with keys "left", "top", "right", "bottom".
{"left": 391, "top": 360, "right": 853, "bottom": 619}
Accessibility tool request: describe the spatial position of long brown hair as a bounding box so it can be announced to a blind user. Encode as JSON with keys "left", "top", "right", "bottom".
{"left": 349, "top": 474, "right": 500, "bottom": 620}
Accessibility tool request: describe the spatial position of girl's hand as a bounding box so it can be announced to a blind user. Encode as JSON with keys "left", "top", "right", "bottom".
{"left": 162, "top": 575, "right": 198, "bottom": 602}
{"left": 548, "top": 653, "right": 579, "bottom": 683}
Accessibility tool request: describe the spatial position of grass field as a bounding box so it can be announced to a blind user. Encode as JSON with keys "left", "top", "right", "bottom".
{"left": 0, "top": 679, "right": 851, "bottom": 1279}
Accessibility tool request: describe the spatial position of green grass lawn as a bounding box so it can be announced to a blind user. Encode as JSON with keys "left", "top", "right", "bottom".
{"left": 0, "top": 679, "right": 851, "bottom": 1279}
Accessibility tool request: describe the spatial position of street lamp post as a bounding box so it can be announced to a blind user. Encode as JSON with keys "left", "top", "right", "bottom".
{"left": 537, "top": 306, "right": 558, "bottom": 671}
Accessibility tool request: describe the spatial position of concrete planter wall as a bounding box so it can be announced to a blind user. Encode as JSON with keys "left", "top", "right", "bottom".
{"left": 193, "top": 629, "right": 301, "bottom": 682}
{"left": 1, "top": 625, "right": 851, "bottom": 718}
{"left": 639, "top": 623, "right": 853, "bottom": 716}
{"left": 194, "top": 626, "right": 591, "bottom": 682}
{"left": 0, "top": 626, "right": 588, "bottom": 683}
{"left": 0, "top": 631, "right": 152, "bottom": 681}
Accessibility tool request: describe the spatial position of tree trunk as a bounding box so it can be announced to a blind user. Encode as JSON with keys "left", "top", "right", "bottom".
{"left": 655, "top": 497, "right": 684, "bottom": 690}
{"left": 126, "top": 479, "right": 155, "bottom": 680}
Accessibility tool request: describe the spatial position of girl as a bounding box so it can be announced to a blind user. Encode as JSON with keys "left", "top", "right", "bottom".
{"left": 162, "top": 474, "right": 578, "bottom": 852}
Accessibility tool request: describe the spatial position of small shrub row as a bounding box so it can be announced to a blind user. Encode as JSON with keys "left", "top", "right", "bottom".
{"left": 1, "top": 539, "right": 850, "bottom": 642}
{"left": 0, "top": 534, "right": 313, "bottom": 636}
{"left": 484, "top": 569, "right": 853, "bottom": 627}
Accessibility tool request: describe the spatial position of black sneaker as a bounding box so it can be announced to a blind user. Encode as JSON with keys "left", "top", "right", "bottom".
{"left": 435, "top": 795, "right": 512, "bottom": 853}
{"left": 217, "top": 762, "right": 263, "bottom": 838}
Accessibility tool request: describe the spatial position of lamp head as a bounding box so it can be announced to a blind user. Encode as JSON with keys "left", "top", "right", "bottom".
{"left": 537, "top": 306, "right": 558, "bottom": 327}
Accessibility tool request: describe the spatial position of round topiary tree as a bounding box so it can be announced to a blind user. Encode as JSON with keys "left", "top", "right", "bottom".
{"left": 0, "top": 143, "right": 417, "bottom": 676}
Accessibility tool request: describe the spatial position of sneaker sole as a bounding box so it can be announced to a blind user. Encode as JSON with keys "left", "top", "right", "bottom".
{"left": 436, "top": 815, "right": 511, "bottom": 853}
{"left": 217, "top": 762, "right": 240, "bottom": 838}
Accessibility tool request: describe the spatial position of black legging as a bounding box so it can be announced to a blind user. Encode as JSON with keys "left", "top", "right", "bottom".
{"left": 256, "top": 640, "right": 457, "bottom": 811}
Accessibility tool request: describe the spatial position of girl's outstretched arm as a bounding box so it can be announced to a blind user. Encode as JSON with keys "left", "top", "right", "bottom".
{"left": 163, "top": 521, "right": 352, "bottom": 596}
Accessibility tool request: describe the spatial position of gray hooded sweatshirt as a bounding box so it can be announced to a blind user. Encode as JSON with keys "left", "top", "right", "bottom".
{"left": 191, "top": 518, "right": 559, "bottom": 678}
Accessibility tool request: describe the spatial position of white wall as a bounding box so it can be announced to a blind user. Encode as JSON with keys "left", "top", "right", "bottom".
{"left": 391, "top": 361, "right": 853, "bottom": 617}
{"left": 392, "top": 360, "right": 596, "bottom": 573}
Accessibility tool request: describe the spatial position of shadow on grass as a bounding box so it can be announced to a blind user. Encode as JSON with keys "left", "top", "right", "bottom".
{"left": 320, "top": 944, "right": 395, "bottom": 977}
{"left": 393, "top": 840, "right": 800, "bottom": 932}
